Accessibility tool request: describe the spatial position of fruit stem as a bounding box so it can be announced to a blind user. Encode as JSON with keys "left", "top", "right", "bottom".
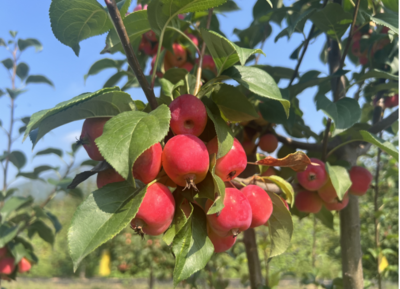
{"left": 231, "top": 228, "right": 240, "bottom": 237}
{"left": 183, "top": 177, "right": 199, "bottom": 192}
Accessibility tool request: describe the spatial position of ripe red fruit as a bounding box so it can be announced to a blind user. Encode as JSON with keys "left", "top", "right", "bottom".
{"left": 297, "top": 158, "right": 328, "bottom": 191}
{"left": 261, "top": 167, "right": 276, "bottom": 177}
{"left": 381, "top": 26, "right": 389, "bottom": 34}
{"left": 140, "top": 36, "right": 158, "bottom": 56}
{"left": 97, "top": 168, "right": 125, "bottom": 189}
{"left": 18, "top": 258, "right": 31, "bottom": 273}
{"left": 280, "top": 197, "right": 290, "bottom": 210}
{"left": 202, "top": 55, "right": 217, "bottom": 74}
{"left": 132, "top": 143, "right": 162, "bottom": 184}
{"left": 384, "top": 94, "right": 399, "bottom": 108}
{"left": 130, "top": 182, "right": 175, "bottom": 236}
{"left": 258, "top": 134, "right": 278, "bottom": 153}
{"left": 180, "top": 61, "right": 194, "bottom": 72}
{"left": 317, "top": 180, "right": 340, "bottom": 203}
{"left": 241, "top": 185, "right": 273, "bottom": 228}
{"left": 205, "top": 188, "right": 252, "bottom": 237}
{"left": 207, "top": 225, "right": 236, "bottom": 253}
{"left": 242, "top": 140, "right": 257, "bottom": 155}
{"left": 324, "top": 193, "right": 349, "bottom": 211}
{"left": 0, "top": 247, "right": 7, "bottom": 259}
{"left": 207, "top": 138, "right": 247, "bottom": 182}
{"left": 349, "top": 166, "right": 373, "bottom": 196}
{"left": 165, "top": 43, "right": 187, "bottom": 68}
{"left": 359, "top": 56, "right": 368, "bottom": 65}
{"left": 162, "top": 135, "right": 209, "bottom": 188}
{"left": 80, "top": 118, "right": 111, "bottom": 161}
{"left": 169, "top": 94, "right": 207, "bottom": 136}
{"left": 295, "top": 190, "right": 323, "bottom": 213}
{"left": 186, "top": 33, "right": 199, "bottom": 47}
{"left": 0, "top": 257, "right": 15, "bottom": 275}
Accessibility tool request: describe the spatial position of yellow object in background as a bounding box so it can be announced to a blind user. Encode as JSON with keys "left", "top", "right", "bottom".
{"left": 99, "top": 249, "right": 111, "bottom": 276}
{"left": 378, "top": 255, "right": 389, "bottom": 273}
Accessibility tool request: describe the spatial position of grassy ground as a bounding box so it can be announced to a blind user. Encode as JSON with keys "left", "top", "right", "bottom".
{"left": 3, "top": 278, "right": 399, "bottom": 289}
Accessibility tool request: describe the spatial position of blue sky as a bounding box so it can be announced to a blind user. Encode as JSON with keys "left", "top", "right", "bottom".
{"left": 0, "top": 0, "right": 360, "bottom": 186}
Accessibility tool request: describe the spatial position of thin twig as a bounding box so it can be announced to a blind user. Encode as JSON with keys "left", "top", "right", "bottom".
{"left": 287, "top": 0, "right": 329, "bottom": 87}
{"left": 374, "top": 132, "right": 383, "bottom": 289}
{"left": 193, "top": 8, "right": 213, "bottom": 96}
{"left": 105, "top": 0, "right": 158, "bottom": 110}
{"left": 276, "top": 134, "right": 322, "bottom": 151}
{"left": 321, "top": 118, "right": 332, "bottom": 162}
{"left": 368, "top": 108, "right": 399, "bottom": 134}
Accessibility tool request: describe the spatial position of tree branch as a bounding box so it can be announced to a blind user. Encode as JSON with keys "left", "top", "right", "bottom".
{"left": 105, "top": 0, "right": 158, "bottom": 110}
{"left": 193, "top": 8, "right": 213, "bottom": 96}
{"left": 287, "top": 0, "right": 329, "bottom": 87}
{"left": 276, "top": 134, "right": 322, "bottom": 151}
{"left": 368, "top": 108, "right": 399, "bottom": 134}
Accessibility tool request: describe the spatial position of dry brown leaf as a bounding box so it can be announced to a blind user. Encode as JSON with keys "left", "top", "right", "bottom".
{"left": 255, "top": 151, "right": 311, "bottom": 172}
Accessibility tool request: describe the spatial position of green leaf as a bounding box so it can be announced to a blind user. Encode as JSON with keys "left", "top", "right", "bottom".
{"left": 360, "top": 130, "right": 399, "bottom": 159}
{"left": 103, "top": 71, "right": 131, "bottom": 88}
{"left": 17, "top": 38, "right": 43, "bottom": 52}
{"left": 0, "top": 197, "right": 34, "bottom": 221}
{"left": 148, "top": 0, "right": 227, "bottom": 35}
{"left": 0, "top": 38, "right": 5, "bottom": 47}
{"left": 316, "top": 95, "right": 361, "bottom": 131}
{"left": 26, "top": 75, "right": 54, "bottom": 87}
{"left": 325, "top": 163, "right": 352, "bottom": 201}
{"left": 24, "top": 87, "right": 135, "bottom": 147}
{"left": 16, "top": 63, "right": 29, "bottom": 80}
{"left": 353, "top": 69, "right": 398, "bottom": 84}
{"left": 315, "top": 207, "right": 334, "bottom": 230}
{"left": 201, "top": 29, "right": 264, "bottom": 74}
{"left": 68, "top": 181, "right": 148, "bottom": 271}
{"left": 310, "top": 3, "right": 353, "bottom": 40}
{"left": 0, "top": 223, "right": 20, "bottom": 247}
{"left": 201, "top": 97, "right": 234, "bottom": 159}
{"left": 172, "top": 205, "right": 214, "bottom": 286}
{"left": 211, "top": 84, "right": 258, "bottom": 122}
{"left": 17, "top": 165, "right": 55, "bottom": 180}
{"left": 381, "top": 0, "right": 398, "bottom": 13}
{"left": 275, "top": 8, "right": 316, "bottom": 42}
{"left": 8, "top": 151, "right": 26, "bottom": 170}
{"left": 163, "top": 192, "right": 191, "bottom": 245}
{"left": 260, "top": 176, "right": 294, "bottom": 207}
{"left": 159, "top": 78, "right": 185, "bottom": 100}
{"left": 96, "top": 105, "right": 171, "bottom": 185}
{"left": 206, "top": 154, "right": 226, "bottom": 215}
{"left": 28, "top": 220, "right": 55, "bottom": 245}
{"left": 368, "top": 11, "right": 398, "bottom": 35}
{"left": 102, "top": 11, "right": 151, "bottom": 54}
{"left": 46, "top": 211, "right": 62, "bottom": 233}
{"left": 84, "top": 58, "right": 125, "bottom": 81}
{"left": 50, "top": 0, "right": 112, "bottom": 56}
{"left": 35, "top": 148, "right": 63, "bottom": 158}
{"left": 213, "top": 0, "right": 240, "bottom": 13}
{"left": 1, "top": 58, "right": 13, "bottom": 70}
{"left": 9, "top": 31, "right": 18, "bottom": 38}
{"left": 6, "top": 88, "right": 27, "bottom": 99}
{"left": 222, "top": 66, "right": 290, "bottom": 117}
{"left": 267, "top": 191, "right": 293, "bottom": 258}
{"left": 8, "top": 241, "right": 28, "bottom": 264}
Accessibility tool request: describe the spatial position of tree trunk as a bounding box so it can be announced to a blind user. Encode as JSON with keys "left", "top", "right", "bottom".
{"left": 149, "top": 266, "right": 155, "bottom": 289}
{"left": 243, "top": 228, "right": 263, "bottom": 289}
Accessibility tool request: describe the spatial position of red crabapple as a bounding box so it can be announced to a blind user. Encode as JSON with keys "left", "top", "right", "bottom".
{"left": 130, "top": 182, "right": 175, "bottom": 236}
{"left": 132, "top": 143, "right": 162, "bottom": 184}
{"left": 186, "top": 33, "right": 199, "bottom": 47}
{"left": 317, "top": 180, "right": 340, "bottom": 203}
{"left": 169, "top": 94, "right": 207, "bottom": 136}
{"left": 165, "top": 43, "right": 187, "bottom": 68}
{"left": 359, "top": 56, "right": 368, "bottom": 65}
{"left": 202, "top": 55, "right": 217, "bottom": 74}
{"left": 324, "top": 193, "right": 349, "bottom": 211}
{"left": 258, "top": 134, "right": 278, "bottom": 153}
{"left": 205, "top": 188, "right": 252, "bottom": 237}
{"left": 297, "top": 158, "right": 327, "bottom": 191}
{"left": 97, "top": 168, "right": 125, "bottom": 189}
{"left": 180, "top": 61, "right": 194, "bottom": 72}
{"left": 349, "top": 166, "right": 373, "bottom": 196}
{"left": 207, "top": 225, "right": 236, "bottom": 253}
{"left": 18, "top": 258, "right": 31, "bottom": 273}
{"left": 242, "top": 140, "right": 257, "bottom": 155}
{"left": 261, "top": 167, "right": 276, "bottom": 177}
{"left": 241, "top": 185, "right": 273, "bottom": 228}
{"left": 207, "top": 137, "right": 247, "bottom": 182}
{"left": 295, "top": 190, "right": 323, "bottom": 213}
{"left": 0, "top": 247, "right": 7, "bottom": 259}
{"left": 384, "top": 94, "right": 399, "bottom": 108}
{"left": 0, "top": 257, "right": 15, "bottom": 275}
{"left": 162, "top": 135, "right": 209, "bottom": 188}
{"left": 280, "top": 196, "right": 290, "bottom": 210}
{"left": 80, "top": 117, "right": 111, "bottom": 161}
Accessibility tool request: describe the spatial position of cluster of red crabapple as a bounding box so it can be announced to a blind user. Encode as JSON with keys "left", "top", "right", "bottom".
{"left": 295, "top": 158, "right": 373, "bottom": 214}
{"left": 0, "top": 247, "right": 31, "bottom": 279}
{"left": 79, "top": 93, "right": 283, "bottom": 253}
